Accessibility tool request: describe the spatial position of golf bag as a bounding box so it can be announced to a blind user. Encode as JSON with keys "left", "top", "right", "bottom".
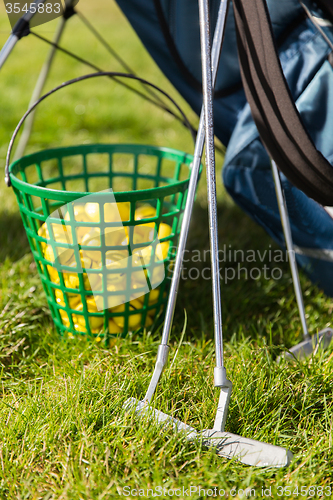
{"left": 115, "top": 0, "right": 333, "bottom": 296}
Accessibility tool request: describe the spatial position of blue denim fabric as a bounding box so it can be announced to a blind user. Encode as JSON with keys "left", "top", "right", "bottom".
{"left": 116, "top": 0, "right": 333, "bottom": 295}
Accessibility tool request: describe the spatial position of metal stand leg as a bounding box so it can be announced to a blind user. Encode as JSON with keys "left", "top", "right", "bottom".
{"left": 272, "top": 160, "right": 333, "bottom": 360}
{"left": 271, "top": 160, "right": 309, "bottom": 339}
{"left": 0, "top": 1, "right": 48, "bottom": 71}
{"left": 14, "top": 15, "right": 67, "bottom": 160}
{"left": 0, "top": 35, "right": 19, "bottom": 71}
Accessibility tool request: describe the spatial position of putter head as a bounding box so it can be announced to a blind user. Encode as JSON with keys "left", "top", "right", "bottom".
{"left": 277, "top": 328, "right": 333, "bottom": 362}
{"left": 124, "top": 397, "right": 197, "bottom": 439}
{"left": 124, "top": 398, "right": 292, "bottom": 468}
{"left": 201, "top": 429, "right": 293, "bottom": 467}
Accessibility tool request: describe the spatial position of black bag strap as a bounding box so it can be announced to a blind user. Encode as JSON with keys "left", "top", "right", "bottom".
{"left": 233, "top": 0, "right": 333, "bottom": 206}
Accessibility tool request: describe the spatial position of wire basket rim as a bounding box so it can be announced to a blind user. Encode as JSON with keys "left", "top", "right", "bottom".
{"left": 9, "top": 143, "right": 196, "bottom": 201}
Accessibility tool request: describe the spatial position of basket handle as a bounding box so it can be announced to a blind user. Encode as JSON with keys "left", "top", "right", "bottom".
{"left": 5, "top": 71, "right": 195, "bottom": 187}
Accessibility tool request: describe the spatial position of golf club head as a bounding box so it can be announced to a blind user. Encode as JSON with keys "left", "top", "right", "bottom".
{"left": 201, "top": 429, "right": 293, "bottom": 467}
{"left": 277, "top": 328, "right": 333, "bottom": 362}
{"left": 124, "top": 398, "right": 293, "bottom": 468}
{"left": 124, "top": 397, "right": 197, "bottom": 439}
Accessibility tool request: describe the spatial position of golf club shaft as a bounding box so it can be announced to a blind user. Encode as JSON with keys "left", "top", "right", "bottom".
{"left": 160, "top": 0, "right": 229, "bottom": 348}
{"left": 143, "top": 0, "right": 229, "bottom": 404}
{"left": 271, "top": 160, "right": 309, "bottom": 339}
{"left": 213, "top": 385, "right": 232, "bottom": 432}
{"left": 144, "top": 0, "right": 230, "bottom": 402}
{"left": 199, "top": 0, "right": 224, "bottom": 369}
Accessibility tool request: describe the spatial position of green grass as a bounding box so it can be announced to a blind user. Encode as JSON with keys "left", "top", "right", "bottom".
{"left": 0, "top": 1, "right": 333, "bottom": 498}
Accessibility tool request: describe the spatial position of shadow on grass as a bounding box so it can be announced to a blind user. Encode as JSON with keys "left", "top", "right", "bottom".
{"left": 0, "top": 211, "right": 30, "bottom": 262}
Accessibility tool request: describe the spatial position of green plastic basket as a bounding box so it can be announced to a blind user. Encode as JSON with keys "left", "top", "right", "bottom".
{"left": 8, "top": 143, "right": 195, "bottom": 342}
{"left": 6, "top": 73, "right": 199, "bottom": 345}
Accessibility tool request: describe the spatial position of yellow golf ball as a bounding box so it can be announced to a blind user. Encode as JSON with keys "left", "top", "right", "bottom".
{"left": 80, "top": 253, "right": 93, "bottom": 270}
{"left": 47, "top": 265, "right": 60, "bottom": 284}
{"left": 59, "top": 309, "right": 70, "bottom": 324}
{"left": 44, "top": 242, "right": 75, "bottom": 267}
{"left": 88, "top": 315, "right": 104, "bottom": 330}
{"left": 111, "top": 302, "right": 142, "bottom": 330}
{"left": 51, "top": 222, "right": 72, "bottom": 243}
{"left": 43, "top": 244, "right": 55, "bottom": 262}
{"left": 108, "top": 319, "right": 123, "bottom": 334}
{"left": 84, "top": 202, "right": 100, "bottom": 222}
{"left": 158, "top": 241, "right": 170, "bottom": 260}
{"left": 105, "top": 250, "right": 129, "bottom": 267}
{"left": 133, "top": 223, "right": 155, "bottom": 245}
{"left": 54, "top": 289, "right": 80, "bottom": 310}
{"left": 104, "top": 227, "right": 129, "bottom": 247}
{"left": 135, "top": 204, "right": 156, "bottom": 220}
{"left": 145, "top": 315, "right": 153, "bottom": 328}
{"left": 64, "top": 272, "right": 80, "bottom": 289}
{"left": 74, "top": 311, "right": 104, "bottom": 331}
{"left": 75, "top": 296, "right": 98, "bottom": 313}
{"left": 104, "top": 202, "right": 130, "bottom": 222}
{"left": 147, "top": 289, "right": 160, "bottom": 304}
{"left": 158, "top": 222, "right": 172, "bottom": 240}
{"left": 81, "top": 228, "right": 101, "bottom": 247}
{"left": 83, "top": 272, "right": 103, "bottom": 291}
{"left": 38, "top": 223, "right": 48, "bottom": 239}
{"left": 81, "top": 249, "right": 102, "bottom": 267}
{"left": 72, "top": 318, "right": 87, "bottom": 334}
{"left": 135, "top": 288, "right": 160, "bottom": 306}
{"left": 65, "top": 204, "right": 90, "bottom": 223}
